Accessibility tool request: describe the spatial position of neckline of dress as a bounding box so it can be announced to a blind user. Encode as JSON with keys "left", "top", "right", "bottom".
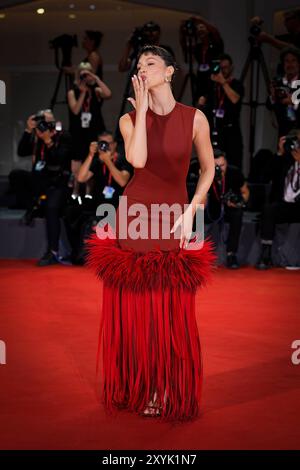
{"left": 148, "top": 101, "right": 178, "bottom": 117}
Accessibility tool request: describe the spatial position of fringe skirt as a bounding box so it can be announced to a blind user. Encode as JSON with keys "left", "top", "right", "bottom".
{"left": 86, "top": 223, "right": 216, "bottom": 422}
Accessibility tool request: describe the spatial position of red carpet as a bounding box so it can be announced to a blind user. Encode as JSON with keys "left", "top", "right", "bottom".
{"left": 0, "top": 260, "right": 300, "bottom": 450}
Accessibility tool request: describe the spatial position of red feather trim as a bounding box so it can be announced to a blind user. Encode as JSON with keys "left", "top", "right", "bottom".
{"left": 85, "top": 223, "right": 217, "bottom": 293}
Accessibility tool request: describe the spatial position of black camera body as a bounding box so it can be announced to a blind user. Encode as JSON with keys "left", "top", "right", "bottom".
{"left": 272, "top": 77, "right": 290, "bottom": 101}
{"left": 98, "top": 140, "right": 110, "bottom": 152}
{"left": 33, "top": 113, "right": 56, "bottom": 133}
{"left": 79, "top": 71, "right": 92, "bottom": 84}
{"left": 284, "top": 136, "right": 300, "bottom": 154}
{"left": 249, "top": 24, "right": 262, "bottom": 37}
{"left": 221, "top": 189, "right": 246, "bottom": 208}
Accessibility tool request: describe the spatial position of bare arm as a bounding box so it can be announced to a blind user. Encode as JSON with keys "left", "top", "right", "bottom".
{"left": 119, "top": 113, "right": 147, "bottom": 169}
{"left": 170, "top": 109, "right": 215, "bottom": 248}
{"left": 119, "top": 75, "right": 149, "bottom": 168}
{"left": 211, "top": 74, "right": 241, "bottom": 104}
{"left": 241, "top": 182, "right": 250, "bottom": 202}
{"left": 95, "top": 77, "right": 112, "bottom": 99}
{"left": 102, "top": 158, "right": 131, "bottom": 187}
{"left": 190, "top": 110, "right": 215, "bottom": 215}
{"left": 259, "top": 32, "right": 292, "bottom": 51}
{"left": 67, "top": 89, "right": 87, "bottom": 115}
{"left": 77, "top": 142, "right": 98, "bottom": 182}
{"left": 222, "top": 82, "right": 241, "bottom": 104}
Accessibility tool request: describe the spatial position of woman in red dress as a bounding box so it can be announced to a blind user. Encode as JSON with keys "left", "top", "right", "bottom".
{"left": 87, "top": 45, "right": 216, "bottom": 421}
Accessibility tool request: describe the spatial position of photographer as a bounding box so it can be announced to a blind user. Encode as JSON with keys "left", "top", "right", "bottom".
{"left": 82, "top": 30, "right": 104, "bottom": 79}
{"left": 17, "top": 109, "right": 72, "bottom": 266}
{"left": 256, "top": 130, "right": 300, "bottom": 270}
{"left": 199, "top": 54, "right": 244, "bottom": 168}
{"left": 205, "top": 149, "right": 249, "bottom": 269}
{"left": 64, "top": 131, "right": 133, "bottom": 264}
{"left": 189, "top": 16, "right": 224, "bottom": 103}
{"left": 118, "top": 21, "right": 175, "bottom": 73}
{"left": 268, "top": 47, "right": 300, "bottom": 137}
{"left": 67, "top": 62, "right": 112, "bottom": 201}
{"left": 251, "top": 11, "right": 300, "bottom": 51}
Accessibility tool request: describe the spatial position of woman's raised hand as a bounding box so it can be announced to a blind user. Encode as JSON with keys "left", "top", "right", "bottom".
{"left": 127, "top": 74, "right": 148, "bottom": 114}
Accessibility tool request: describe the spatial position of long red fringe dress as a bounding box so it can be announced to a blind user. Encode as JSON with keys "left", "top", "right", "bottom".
{"left": 86, "top": 101, "right": 216, "bottom": 422}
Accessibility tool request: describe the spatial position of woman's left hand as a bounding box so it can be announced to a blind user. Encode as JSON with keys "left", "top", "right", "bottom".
{"left": 170, "top": 205, "right": 194, "bottom": 249}
{"left": 83, "top": 70, "right": 97, "bottom": 80}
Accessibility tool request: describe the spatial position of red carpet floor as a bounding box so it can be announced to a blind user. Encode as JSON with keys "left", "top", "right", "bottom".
{"left": 0, "top": 260, "right": 300, "bottom": 450}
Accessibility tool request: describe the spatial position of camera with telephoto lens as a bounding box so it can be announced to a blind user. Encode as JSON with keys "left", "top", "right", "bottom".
{"left": 284, "top": 136, "right": 300, "bottom": 153}
{"left": 98, "top": 140, "right": 110, "bottom": 152}
{"left": 221, "top": 189, "right": 246, "bottom": 208}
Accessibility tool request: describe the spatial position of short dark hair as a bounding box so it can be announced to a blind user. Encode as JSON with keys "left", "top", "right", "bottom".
{"left": 219, "top": 53, "right": 233, "bottom": 65}
{"left": 85, "top": 30, "right": 103, "bottom": 49}
{"left": 280, "top": 46, "right": 300, "bottom": 64}
{"left": 214, "top": 148, "right": 227, "bottom": 159}
{"left": 137, "top": 45, "right": 178, "bottom": 82}
{"left": 98, "top": 130, "right": 114, "bottom": 140}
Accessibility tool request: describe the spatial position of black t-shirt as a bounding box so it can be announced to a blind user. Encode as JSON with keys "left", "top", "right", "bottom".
{"left": 69, "top": 83, "right": 105, "bottom": 139}
{"left": 89, "top": 153, "right": 134, "bottom": 207}
{"left": 17, "top": 130, "right": 72, "bottom": 185}
{"left": 207, "top": 165, "right": 245, "bottom": 218}
{"left": 206, "top": 78, "right": 244, "bottom": 127}
{"left": 195, "top": 39, "right": 225, "bottom": 99}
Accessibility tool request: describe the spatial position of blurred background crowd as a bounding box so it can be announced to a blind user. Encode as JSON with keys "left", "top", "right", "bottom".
{"left": 0, "top": 0, "right": 299, "bottom": 269}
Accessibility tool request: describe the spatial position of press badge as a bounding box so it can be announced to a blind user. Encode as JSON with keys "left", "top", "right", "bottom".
{"left": 102, "top": 186, "right": 115, "bottom": 199}
{"left": 287, "top": 106, "right": 296, "bottom": 121}
{"left": 35, "top": 161, "right": 46, "bottom": 171}
{"left": 199, "top": 64, "right": 210, "bottom": 72}
{"left": 216, "top": 108, "right": 225, "bottom": 119}
{"left": 81, "top": 112, "right": 92, "bottom": 128}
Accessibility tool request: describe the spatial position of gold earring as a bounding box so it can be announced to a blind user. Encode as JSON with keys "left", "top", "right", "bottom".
{"left": 165, "top": 76, "right": 171, "bottom": 82}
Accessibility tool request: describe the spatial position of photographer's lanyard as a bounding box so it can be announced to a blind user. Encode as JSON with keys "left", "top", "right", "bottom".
{"left": 102, "top": 152, "right": 117, "bottom": 186}
{"left": 82, "top": 90, "right": 92, "bottom": 112}
{"left": 33, "top": 142, "right": 46, "bottom": 172}
{"left": 212, "top": 176, "right": 225, "bottom": 201}
{"left": 40, "top": 144, "right": 45, "bottom": 161}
